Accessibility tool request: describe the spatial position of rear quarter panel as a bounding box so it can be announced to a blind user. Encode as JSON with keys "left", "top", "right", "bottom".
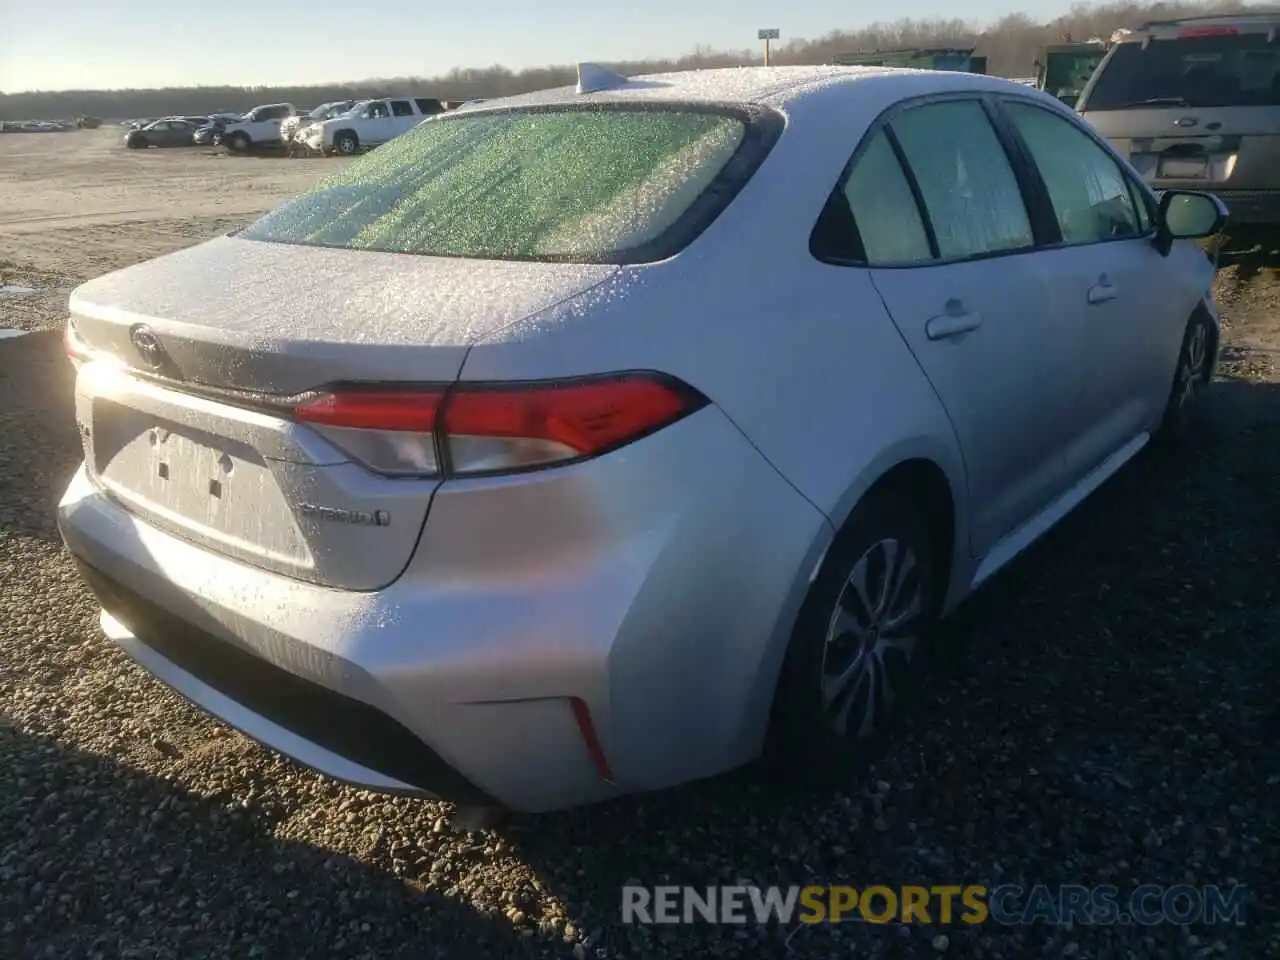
{"left": 460, "top": 79, "right": 972, "bottom": 600}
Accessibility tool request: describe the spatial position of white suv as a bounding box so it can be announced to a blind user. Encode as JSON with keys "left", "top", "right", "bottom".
{"left": 220, "top": 103, "right": 295, "bottom": 152}
{"left": 304, "top": 97, "right": 444, "bottom": 156}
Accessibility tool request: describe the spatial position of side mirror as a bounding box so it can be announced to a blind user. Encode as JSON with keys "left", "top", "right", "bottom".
{"left": 1154, "top": 190, "right": 1228, "bottom": 256}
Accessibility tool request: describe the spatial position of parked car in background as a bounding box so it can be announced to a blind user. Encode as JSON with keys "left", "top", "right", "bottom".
{"left": 124, "top": 118, "right": 203, "bottom": 149}
{"left": 302, "top": 96, "right": 444, "bottom": 155}
{"left": 219, "top": 103, "right": 296, "bottom": 152}
{"left": 1078, "top": 13, "right": 1280, "bottom": 239}
{"left": 281, "top": 100, "right": 359, "bottom": 152}
{"left": 193, "top": 114, "right": 243, "bottom": 146}
{"left": 281, "top": 100, "right": 358, "bottom": 152}
{"left": 59, "top": 65, "right": 1226, "bottom": 815}
{"left": 1034, "top": 40, "right": 1110, "bottom": 105}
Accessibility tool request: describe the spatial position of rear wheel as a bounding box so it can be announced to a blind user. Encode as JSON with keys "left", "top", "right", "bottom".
{"left": 334, "top": 131, "right": 359, "bottom": 155}
{"left": 1155, "top": 311, "right": 1213, "bottom": 445}
{"left": 767, "top": 488, "right": 937, "bottom": 783}
{"left": 225, "top": 132, "right": 250, "bottom": 153}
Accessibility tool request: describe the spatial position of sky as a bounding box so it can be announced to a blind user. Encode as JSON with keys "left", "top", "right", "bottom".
{"left": 1, "top": 0, "right": 1078, "bottom": 93}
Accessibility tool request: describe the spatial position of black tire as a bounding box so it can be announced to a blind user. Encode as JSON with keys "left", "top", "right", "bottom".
{"left": 127, "top": 136, "right": 147, "bottom": 149}
{"left": 1154, "top": 310, "right": 1213, "bottom": 446}
{"left": 766, "top": 487, "right": 938, "bottom": 784}
{"left": 225, "top": 132, "right": 250, "bottom": 153}
{"left": 333, "top": 131, "right": 359, "bottom": 156}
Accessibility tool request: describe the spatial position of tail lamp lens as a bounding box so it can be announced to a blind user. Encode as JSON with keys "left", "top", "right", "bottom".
{"left": 291, "top": 373, "right": 705, "bottom": 478}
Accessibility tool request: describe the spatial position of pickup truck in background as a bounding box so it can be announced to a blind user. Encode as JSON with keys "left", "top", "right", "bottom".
{"left": 302, "top": 96, "right": 445, "bottom": 156}
{"left": 219, "top": 103, "right": 297, "bottom": 152}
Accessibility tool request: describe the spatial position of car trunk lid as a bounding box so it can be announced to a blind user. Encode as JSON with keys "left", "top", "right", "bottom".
{"left": 69, "top": 234, "right": 618, "bottom": 394}
{"left": 68, "top": 235, "right": 617, "bottom": 590}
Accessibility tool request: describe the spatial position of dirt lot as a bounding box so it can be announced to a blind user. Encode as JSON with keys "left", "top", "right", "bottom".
{"left": 0, "top": 127, "right": 349, "bottom": 331}
{"left": 1, "top": 131, "right": 1278, "bottom": 959}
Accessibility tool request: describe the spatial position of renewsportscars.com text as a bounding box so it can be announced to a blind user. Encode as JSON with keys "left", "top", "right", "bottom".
{"left": 621, "top": 884, "right": 1248, "bottom": 926}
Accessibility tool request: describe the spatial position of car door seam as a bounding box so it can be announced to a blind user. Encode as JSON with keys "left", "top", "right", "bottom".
{"left": 865, "top": 270, "right": 975, "bottom": 509}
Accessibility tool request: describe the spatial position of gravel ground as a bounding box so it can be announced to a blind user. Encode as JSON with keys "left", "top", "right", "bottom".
{"left": 2, "top": 266, "right": 1279, "bottom": 959}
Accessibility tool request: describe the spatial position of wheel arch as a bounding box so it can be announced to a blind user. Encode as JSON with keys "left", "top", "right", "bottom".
{"left": 822, "top": 441, "right": 971, "bottom": 615}
{"left": 1192, "top": 297, "right": 1219, "bottom": 383}
{"left": 733, "top": 445, "right": 973, "bottom": 764}
{"left": 859, "top": 458, "right": 959, "bottom": 616}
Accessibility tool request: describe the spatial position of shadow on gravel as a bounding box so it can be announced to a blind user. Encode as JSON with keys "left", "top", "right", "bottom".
{"left": 0, "top": 332, "right": 79, "bottom": 544}
{"left": 0, "top": 723, "right": 518, "bottom": 960}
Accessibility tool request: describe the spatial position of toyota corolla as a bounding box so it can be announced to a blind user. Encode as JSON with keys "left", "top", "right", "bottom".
{"left": 58, "top": 64, "right": 1226, "bottom": 814}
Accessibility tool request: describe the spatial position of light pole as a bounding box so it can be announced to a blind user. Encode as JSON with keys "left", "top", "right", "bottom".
{"left": 758, "top": 28, "right": 780, "bottom": 66}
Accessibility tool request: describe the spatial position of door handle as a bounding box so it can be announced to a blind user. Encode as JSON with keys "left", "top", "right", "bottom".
{"left": 925, "top": 311, "right": 983, "bottom": 341}
{"left": 1087, "top": 275, "right": 1118, "bottom": 304}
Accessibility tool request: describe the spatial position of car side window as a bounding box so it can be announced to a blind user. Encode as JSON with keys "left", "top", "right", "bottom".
{"left": 1003, "top": 100, "right": 1142, "bottom": 245}
{"left": 888, "top": 99, "right": 1034, "bottom": 260}
{"left": 838, "top": 130, "right": 934, "bottom": 265}
{"left": 390, "top": 100, "right": 414, "bottom": 117}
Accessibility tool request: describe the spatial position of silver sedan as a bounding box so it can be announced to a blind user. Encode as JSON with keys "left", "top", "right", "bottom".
{"left": 61, "top": 64, "right": 1225, "bottom": 813}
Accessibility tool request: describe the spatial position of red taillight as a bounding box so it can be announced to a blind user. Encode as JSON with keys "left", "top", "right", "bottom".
{"left": 289, "top": 373, "right": 705, "bottom": 478}
{"left": 64, "top": 320, "right": 90, "bottom": 363}
{"left": 294, "top": 388, "right": 443, "bottom": 432}
{"left": 442, "top": 375, "right": 695, "bottom": 465}
{"left": 1179, "top": 26, "right": 1237, "bottom": 37}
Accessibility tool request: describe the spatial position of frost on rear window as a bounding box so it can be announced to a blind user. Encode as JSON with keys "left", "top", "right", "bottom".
{"left": 239, "top": 109, "right": 747, "bottom": 261}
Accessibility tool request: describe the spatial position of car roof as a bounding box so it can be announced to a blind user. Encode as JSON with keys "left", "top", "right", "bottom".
{"left": 462, "top": 64, "right": 1051, "bottom": 113}
{"left": 1132, "top": 12, "right": 1280, "bottom": 38}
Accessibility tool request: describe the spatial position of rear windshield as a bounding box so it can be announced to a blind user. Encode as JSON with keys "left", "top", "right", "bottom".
{"left": 1081, "top": 33, "right": 1280, "bottom": 110}
{"left": 238, "top": 106, "right": 759, "bottom": 263}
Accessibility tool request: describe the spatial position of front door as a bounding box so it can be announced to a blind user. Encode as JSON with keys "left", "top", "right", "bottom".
{"left": 998, "top": 97, "right": 1187, "bottom": 476}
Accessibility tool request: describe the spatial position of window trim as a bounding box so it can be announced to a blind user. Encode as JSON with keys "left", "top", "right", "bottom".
{"left": 883, "top": 125, "right": 941, "bottom": 260}
{"left": 809, "top": 91, "right": 1048, "bottom": 270}
{"left": 990, "top": 94, "right": 1160, "bottom": 251}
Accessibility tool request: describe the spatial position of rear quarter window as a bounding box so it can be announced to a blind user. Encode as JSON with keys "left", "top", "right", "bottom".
{"left": 239, "top": 105, "right": 776, "bottom": 263}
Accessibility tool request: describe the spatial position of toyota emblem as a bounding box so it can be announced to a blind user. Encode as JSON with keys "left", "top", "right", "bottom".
{"left": 129, "top": 324, "right": 168, "bottom": 370}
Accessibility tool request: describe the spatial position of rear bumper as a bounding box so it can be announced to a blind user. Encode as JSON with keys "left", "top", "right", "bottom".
{"left": 77, "top": 558, "right": 496, "bottom": 805}
{"left": 57, "top": 406, "right": 829, "bottom": 812}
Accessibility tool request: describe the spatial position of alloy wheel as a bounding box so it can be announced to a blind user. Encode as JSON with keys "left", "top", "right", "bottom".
{"left": 1177, "top": 321, "right": 1208, "bottom": 412}
{"left": 819, "top": 537, "right": 923, "bottom": 741}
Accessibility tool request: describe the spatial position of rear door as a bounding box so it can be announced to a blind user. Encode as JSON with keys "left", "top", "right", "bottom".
{"left": 389, "top": 99, "right": 417, "bottom": 138}
{"left": 1078, "top": 25, "right": 1280, "bottom": 209}
{"left": 833, "top": 96, "right": 1084, "bottom": 557}
{"left": 164, "top": 120, "right": 193, "bottom": 145}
